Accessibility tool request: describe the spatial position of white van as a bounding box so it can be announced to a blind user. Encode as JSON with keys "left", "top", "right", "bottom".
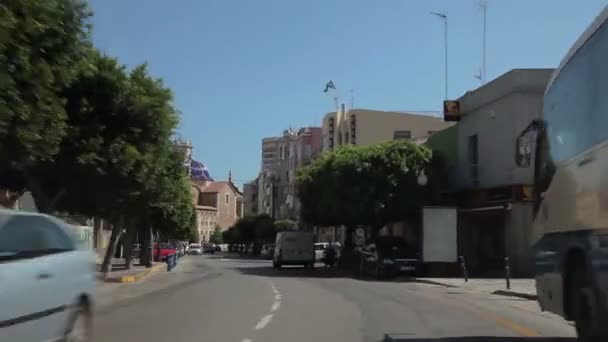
{"left": 273, "top": 231, "right": 315, "bottom": 269}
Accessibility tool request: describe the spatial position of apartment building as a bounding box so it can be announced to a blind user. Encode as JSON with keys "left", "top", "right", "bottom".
{"left": 261, "top": 137, "right": 280, "bottom": 171}
{"left": 243, "top": 180, "right": 258, "bottom": 216}
{"left": 322, "top": 105, "right": 453, "bottom": 151}
{"left": 256, "top": 127, "right": 322, "bottom": 220}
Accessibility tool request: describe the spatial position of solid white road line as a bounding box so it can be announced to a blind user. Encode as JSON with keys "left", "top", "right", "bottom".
{"left": 254, "top": 314, "right": 274, "bottom": 330}
{"left": 271, "top": 300, "right": 281, "bottom": 312}
{"left": 242, "top": 339, "right": 253, "bottom": 342}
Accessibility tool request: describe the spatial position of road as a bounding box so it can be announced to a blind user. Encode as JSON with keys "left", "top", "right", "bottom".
{"left": 93, "top": 255, "right": 577, "bottom": 342}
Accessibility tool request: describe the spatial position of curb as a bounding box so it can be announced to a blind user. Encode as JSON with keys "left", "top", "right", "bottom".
{"left": 104, "top": 264, "right": 165, "bottom": 283}
{"left": 492, "top": 290, "right": 538, "bottom": 301}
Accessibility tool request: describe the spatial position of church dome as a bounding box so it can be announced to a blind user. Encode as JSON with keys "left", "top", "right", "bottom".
{"left": 190, "top": 160, "right": 213, "bottom": 181}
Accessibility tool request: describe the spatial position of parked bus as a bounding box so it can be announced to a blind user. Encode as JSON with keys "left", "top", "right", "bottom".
{"left": 516, "top": 5, "right": 608, "bottom": 340}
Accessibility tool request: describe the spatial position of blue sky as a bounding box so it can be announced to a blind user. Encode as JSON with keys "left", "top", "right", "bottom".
{"left": 89, "top": 0, "right": 606, "bottom": 188}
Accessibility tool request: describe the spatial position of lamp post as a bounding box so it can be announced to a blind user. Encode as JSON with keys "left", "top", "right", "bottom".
{"left": 431, "top": 12, "right": 448, "bottom": 100}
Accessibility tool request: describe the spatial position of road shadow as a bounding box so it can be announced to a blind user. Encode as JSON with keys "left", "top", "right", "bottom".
{"left": 381, "top": 336, "right": 575, "bottom": 341}
{"left": 233, "top": 264, "right": 466, "bottom": 285}
{"left": 234, "top": 265, "right": 354, "bottom": 279}
{"left": 206, "top": 253, "right": 268, "bottom": 261}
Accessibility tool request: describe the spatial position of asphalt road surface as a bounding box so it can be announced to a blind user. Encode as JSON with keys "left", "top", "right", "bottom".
{"left": 92, "top": 255, "right": 577, "bottom": 342}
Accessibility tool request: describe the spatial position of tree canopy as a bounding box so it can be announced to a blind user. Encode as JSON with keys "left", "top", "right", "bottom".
{"left": 297, "top": 140, "right": 433, "bottom": 231}
{"left": 210, "top": 226, "right": 223, "bottom": 244}
{"left": 0, "top": 0, "right": 91, "bottom": 188}
{"left": 222, "top": 214, "right": 289, "bottom": 246}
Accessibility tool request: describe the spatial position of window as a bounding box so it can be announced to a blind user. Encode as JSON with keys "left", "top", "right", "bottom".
{"left": 545, "top": 19, "right": 608, "bottom": 163}
{"left": 304, "top": 145, "right": 312, "bottom": 159}
{"left": 468, "top": 134, "right": 479, "bottom": 164}
{"left": 468, "top": 134, "right": 479, "bottom": 185}
{"left": 0, "top": 215, "right": 74, "bottom": 262}
{"left": 225, "top": 193, "right": 230, "bottom": 204}
{"left": 393, "top": 130, "right": 412, "bottom": 140}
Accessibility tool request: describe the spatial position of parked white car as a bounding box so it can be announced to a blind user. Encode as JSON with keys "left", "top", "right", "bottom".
{"left": 0, "top": 209, "right": 96, "bottom": 342}
{"left": 189, "top": 244, "right": 203, "bottom": 255}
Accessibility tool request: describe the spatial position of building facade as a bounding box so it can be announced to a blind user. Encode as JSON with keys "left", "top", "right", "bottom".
{"left": 261, "top": 137, "right": 280, "bottom": 171}
{"left": 436, "top": 68, "right": 554, "bottom": 276}
{"left": 173, "top": 140, "right": 243, "bottom": 242}
{"left": 255, "top": 127, "right": 322, "bottom": 221}
{"left": 243, "top": 180, "right": 258, "bottom": 216}
{"left": 321, "top": 105, "right": 453, "bottom": 151}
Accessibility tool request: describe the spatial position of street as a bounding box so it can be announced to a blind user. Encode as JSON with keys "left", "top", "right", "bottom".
{"left": 93, "top": 255, "right": 576, "bottom": 342}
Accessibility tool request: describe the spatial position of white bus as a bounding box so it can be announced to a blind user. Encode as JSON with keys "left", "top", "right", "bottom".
{"left": 516, "top": 5, "right": 608, "bottom": 340}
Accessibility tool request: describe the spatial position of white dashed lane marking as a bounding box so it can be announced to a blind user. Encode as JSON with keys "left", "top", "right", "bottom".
{"left": 254, "top": 314, "right": 274, "bottom": 330}
{"left": 241, "top": 282, "right": 282, "bottom": 342}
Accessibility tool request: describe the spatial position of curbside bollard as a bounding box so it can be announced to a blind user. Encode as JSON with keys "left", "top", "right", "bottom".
{"left": 166, "top": 253, "right": 178, "bottom": 272}
{"left": 505, "top": 256, "right": 511, "bottom": 290}
{"left": 459, "top": 256, "right": 468, "bottom": 282}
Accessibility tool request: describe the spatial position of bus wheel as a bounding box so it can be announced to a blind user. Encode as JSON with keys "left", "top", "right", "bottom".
{"left": 570, "top": 264, "right": 604, "bottom": 340}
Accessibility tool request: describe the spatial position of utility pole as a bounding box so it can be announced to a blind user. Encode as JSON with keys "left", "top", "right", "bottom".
{"left": 479, "top": 0, "right": 488, "bottom": 83}
{"left": 431, "top": 12, "right": 448, "bottom": 99}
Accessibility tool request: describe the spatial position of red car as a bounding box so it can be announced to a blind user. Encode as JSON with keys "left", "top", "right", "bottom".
{"left": 154, "top": 242, "right": 177, "bottom": 261}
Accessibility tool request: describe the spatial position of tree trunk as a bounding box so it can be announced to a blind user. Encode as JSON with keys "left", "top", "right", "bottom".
{"left": 100, "top": 221, "right": 123, "bottom": 274}
{"left": 123, "top": 223, "right": 137, "bottom": 270}
{"left": 138, "top": 226, "right": 147, "bottom": 266}
{"left": 140, "top": 226, "right": 153, "bottom": 267}
{"left": 339, "top": 225, "right": 357, "bottom": 272}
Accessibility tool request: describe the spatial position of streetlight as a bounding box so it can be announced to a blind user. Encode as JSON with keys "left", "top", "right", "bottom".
{"left": 417, "top": 169, "right": 428, "bottom": 186}
{"left": 431, "top": 12, "right": 448, "bottom": 100}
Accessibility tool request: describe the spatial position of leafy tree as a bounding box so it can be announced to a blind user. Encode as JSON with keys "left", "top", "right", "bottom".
{"left": 222, "top": 227, "right": 241, "bottom": 246}
{"left": 234, "top": 215, "right": 257, "bottom": 243}
{"left": 297, "top": 140, "right": 433, "bottom": 262}
{"left": 0, "top": 0, "right": 91, "bottom": 193}
{"left": 274, "top": 219, "right": 297, "bottom": 232}
{"left": 46, "top": 53, "right": 182, "bottom": 272}
{"left": 254, "top": 214, "right": 275, "bottom": 242}
{"left": 210, "top": 226, "right": 223, "bottom": 244}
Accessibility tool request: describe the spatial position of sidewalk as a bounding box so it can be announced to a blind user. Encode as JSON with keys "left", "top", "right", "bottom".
{"left": 97, "top": 258, "right": 165, "bottom": 283}
{"left": 415, "top": 277, "right": 537, "bottom": 300}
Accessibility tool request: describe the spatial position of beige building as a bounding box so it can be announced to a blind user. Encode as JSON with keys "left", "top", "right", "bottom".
{"left": 200, "top": 177, "right": 244, "bottom": 230}
{"left": 191, "top": 176, "right": 244, "bottom": 241}
{"left": 322, "top": 106, "right": 453, "bottom": 151}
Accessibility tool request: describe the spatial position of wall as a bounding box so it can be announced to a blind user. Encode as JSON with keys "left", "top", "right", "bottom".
{"left": 322, "top": 109, "right": 453, "bottom": 151}
{"left": 200, "top": 192, "right": 217, "bottom": 207}
{"left": 197, "top": 208, "right": 217, "bottom": 242}
{"left": 426, "top": 125, "right": 458, "bottom": 165}
{"left": 504, "top": 203, "right": 535, "bottom": 275}
{"left": 243, "top": 181, "right": 258, "bottom": 215}
{"left": 211, "top": 184, "right": 242, "bottom": 230}
{"left": 453, "top": 69, "right": 552, "bottom": 190}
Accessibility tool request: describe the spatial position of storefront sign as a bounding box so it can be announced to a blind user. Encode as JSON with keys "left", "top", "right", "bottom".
{"left": 443, "top": 100, "right": 461, "bottom": 122}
